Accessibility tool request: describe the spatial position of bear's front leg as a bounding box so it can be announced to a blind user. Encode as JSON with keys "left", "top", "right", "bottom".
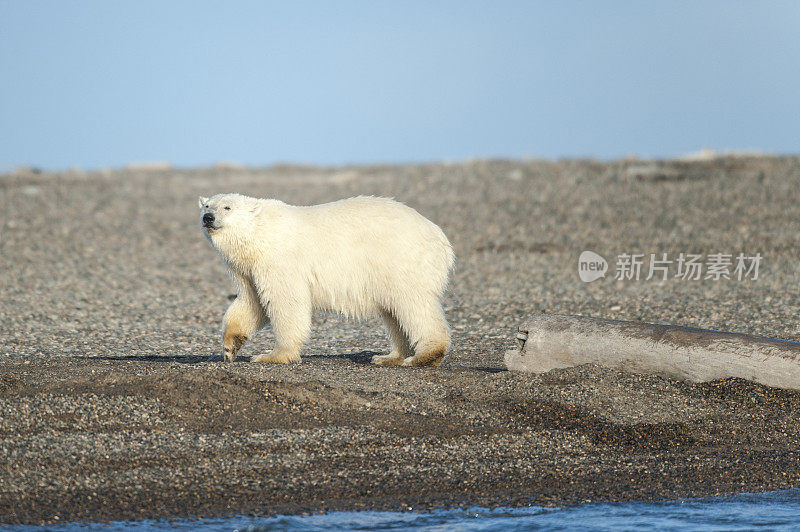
{"left": 223, "top": 331, "right": 248, "bottom": 362}
{"left": 251, "top": 347, "right": 301, "bottom": 364}
{"left": 251, "top": 292, "right": 310, "bottom": 364}
{"left": 217, "top": 281, "right": 268, "bottom": 362}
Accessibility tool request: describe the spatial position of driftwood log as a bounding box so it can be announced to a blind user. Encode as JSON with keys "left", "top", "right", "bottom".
{"left": 505, "top": 314, "right": 800, "bottom": 391}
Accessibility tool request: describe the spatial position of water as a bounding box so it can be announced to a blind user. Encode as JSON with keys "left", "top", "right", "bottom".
{"left": 10, "top": 490, "right": 800, "bottom": 531}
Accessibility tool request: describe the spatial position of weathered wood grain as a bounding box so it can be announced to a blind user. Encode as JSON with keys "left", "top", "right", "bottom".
{"left": 506, "top": 314, "right": 800, "bottom": 390}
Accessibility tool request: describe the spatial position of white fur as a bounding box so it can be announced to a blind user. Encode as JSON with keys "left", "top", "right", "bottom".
{"left": 199, "top": 194, "right": 454, "bottom": 366}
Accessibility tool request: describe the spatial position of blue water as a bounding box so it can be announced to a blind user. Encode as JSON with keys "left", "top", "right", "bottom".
{"left": 9, "top": 490, "right": 800, "bottom": 531}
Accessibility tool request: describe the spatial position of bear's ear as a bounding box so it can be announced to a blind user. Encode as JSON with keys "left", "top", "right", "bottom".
{"left": 198, "top": 196, "right": 209, "bottom": 209}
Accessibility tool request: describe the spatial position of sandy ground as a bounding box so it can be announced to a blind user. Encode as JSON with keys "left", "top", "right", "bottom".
{"left": 2, "top": 157, "right": 800, "bottom": 524}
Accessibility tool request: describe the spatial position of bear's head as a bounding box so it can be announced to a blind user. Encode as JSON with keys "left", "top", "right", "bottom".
{"left": 198, "top": 193, "right": 261, "bottom": 239}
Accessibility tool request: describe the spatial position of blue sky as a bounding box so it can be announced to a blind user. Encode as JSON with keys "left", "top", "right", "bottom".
{"left": 1, "top": 1, "right": 798, "bottom": 171}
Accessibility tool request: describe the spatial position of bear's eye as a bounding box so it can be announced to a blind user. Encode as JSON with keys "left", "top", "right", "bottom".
{"left": 224, "top": 206, "right": 231, "bottom": 210}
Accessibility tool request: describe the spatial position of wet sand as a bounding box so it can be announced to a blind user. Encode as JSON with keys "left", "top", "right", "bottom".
{"left": 2, "top": 156, "right": 800, "bottom": 524}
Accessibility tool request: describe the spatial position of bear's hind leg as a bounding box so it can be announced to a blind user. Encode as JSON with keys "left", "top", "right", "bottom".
{"left": 395, "top": 301, "right": 450, "bottom": 367}
{"left": 372, "top": 309, "right": 414, "bottom": 367}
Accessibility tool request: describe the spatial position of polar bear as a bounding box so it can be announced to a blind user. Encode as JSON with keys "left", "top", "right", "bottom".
{"left": 199, "top": 194, "right": 455, "bottom": 366}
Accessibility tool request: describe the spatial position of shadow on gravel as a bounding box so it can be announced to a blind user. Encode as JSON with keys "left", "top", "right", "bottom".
{"left": 472, "top": 366, "right": 507, "bottom": 374}
{"left": 91, "top": 351, "right": 385, "bottom": 365}
{"left": 90, "top": 355, "right": 211, "bottom": 364}
{"left": 316, "top": 350, "right": 381, "bottom": 365}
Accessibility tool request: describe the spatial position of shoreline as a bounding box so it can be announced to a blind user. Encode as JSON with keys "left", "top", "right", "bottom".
{"left": 8, "top": 491, "right": 800, "bottom": 531}
{"left": 3, "top": 157, "right": 800, "bottom": 525}
{"left": 3, "top": 356, "right": 800, "bottom": 525}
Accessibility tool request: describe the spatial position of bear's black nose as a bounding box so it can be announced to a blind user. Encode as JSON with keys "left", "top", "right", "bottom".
{"left": 203, "top": 213, "right": 215, "bottom": 226}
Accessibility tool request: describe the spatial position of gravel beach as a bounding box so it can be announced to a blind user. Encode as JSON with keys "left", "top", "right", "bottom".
{"left": 2, "top": 156, "right": 800, "bottom": 525}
